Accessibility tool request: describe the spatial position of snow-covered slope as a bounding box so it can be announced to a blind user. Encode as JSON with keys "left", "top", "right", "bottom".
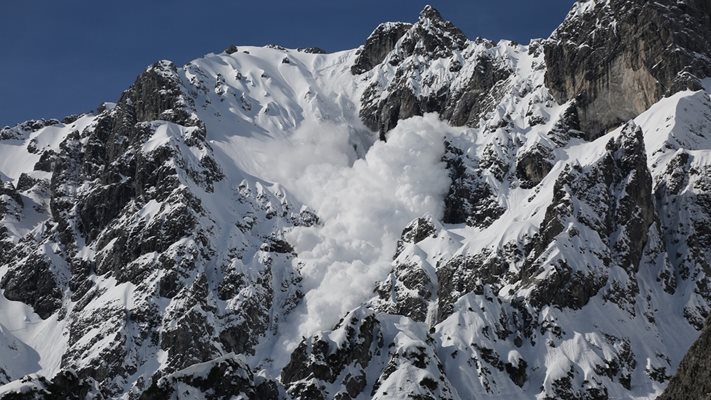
{"left": 1, "top": 2, "right": 710, "bottom": 399}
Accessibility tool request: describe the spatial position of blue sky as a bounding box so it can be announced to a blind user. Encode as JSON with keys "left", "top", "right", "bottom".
{"left": 0, "top": 1, "right": 574, "bottom": 126}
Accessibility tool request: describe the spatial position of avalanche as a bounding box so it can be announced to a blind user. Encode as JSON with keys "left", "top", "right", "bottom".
{"left": 1, "top": 2, "right": 711, "bottom": 399}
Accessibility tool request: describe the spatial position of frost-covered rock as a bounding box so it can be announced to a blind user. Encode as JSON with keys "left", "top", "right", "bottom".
{"left": 357, "top": 6, "right": 512, "bottom": 137}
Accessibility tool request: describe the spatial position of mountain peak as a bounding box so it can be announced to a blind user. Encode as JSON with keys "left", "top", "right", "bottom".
{"left": 351, "top": 5, "right": 467, "bottom": 75}
{"left": 414, "top": 4, "right": 465, "bottom": 40}
{"left": 3, "top": 2, "right": 711, "bottom": 399}
{"left": 400, "top": 5, "right": 468, "bottom": 59}
{"left": 418, "top": 4, "right": 443, "bottom": 21}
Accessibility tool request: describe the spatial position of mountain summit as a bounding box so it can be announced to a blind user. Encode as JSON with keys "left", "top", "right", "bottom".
{"left": 1, "top": 3, "right": 711, "bottom": 399}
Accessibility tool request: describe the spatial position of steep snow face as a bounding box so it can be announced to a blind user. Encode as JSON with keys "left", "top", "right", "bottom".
{"left": 1, "top": 4, "right": 711, "bottom": 400}
{"left": 0, "top": 323, "right": 40, "bottom": 384}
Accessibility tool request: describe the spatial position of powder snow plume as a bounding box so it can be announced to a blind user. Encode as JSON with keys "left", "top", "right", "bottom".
{"left": 240, "top": 114, "right": 453, "bottom": 363}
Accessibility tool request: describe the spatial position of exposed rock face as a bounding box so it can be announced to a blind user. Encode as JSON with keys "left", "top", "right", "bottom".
{"left": 351, "top": 22, "right": 412, "bottom": 75}
{"left": 0, "top": 59, "right": 305, "bottom": 397}
{"left": 373, "top": 260, "right": 434, "bottom": 322}
{"left": 282, "top": 308, "right": 383, "bottom": 400}
{"left": 140, "top": 355, "right": 280, "bottom": 400}
{"left": 0, "top": 181, "right": 22, "bottom": 268}
{"left": 371, "top": 217, "right": 440, "bottom": 322}
{"left": 0, "top": 254, "right": 63, "bottom": 320}
{"left": 394, "top": 216, "right": 437, "bottom": 258}
{"left": 516, "top": 143, "right": 554, "bottom": 188}
{"left": 298, "top": 47, "right": 327, "bottom": 54}
{"left": 437, "top": 250, "right": 511, "bottom": 321}
{"left": 650, "top": 92, "right": 711, "bottom": 330}
{"left": 0, "top": 119, "right": 62, "bottom": 140}
{"left": 283, "top": 307, "right": 460, "bottom": 400}
{"left": 659, "top": 318, "right": 711, "bottom": 400}
{"left": 0, "top": 371, "right": 100, "bottom": 400}
{"left": 545, "top": 0, "right": 711, "bottom": 137}
{"left": 523, "top": 121, "right": 655, "bottom": 309}
{"left": 357, "top": 6, "right": 512, "bottom": 137}
{"left": 441, "top": 140, "right": 505, "bottom": 228}
{"left": 1, "top": 180, "right": 63, "bottom": 320}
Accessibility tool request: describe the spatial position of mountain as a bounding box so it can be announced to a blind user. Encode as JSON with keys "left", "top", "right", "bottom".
{"left": 1, "top": 1, "right": 710, "bottom": 399}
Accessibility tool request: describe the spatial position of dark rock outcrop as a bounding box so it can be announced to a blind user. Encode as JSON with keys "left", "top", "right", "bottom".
{"left": 544, "top": 0, "right": 711, "bottom": 137}
{"left": 0, "top": 253, "right": 63, "bottom": 319}
{"left": 298, "top": 47, "right": 327, "bottom": 54}
{"left": 658, "top": 318, "right": 711, "bottom": 400}
{"left": 0, "top": 371, "right": 100, "bottom": 400}
{"left": 523, "top": 121, "right": 655, "bottom": 309}
{"left": 141, "top": 355, "right": 280, "bottom": 400}
{"left": 394, "top": 217, "right": 437, "bottom": 258}
{"left": 282, "top": 308, "right": 382, "bottom": 399}
{"left": 440, "top": 49, "right": 513, "bottom": 128}
{"left": 357, "top": 6, "right": 512, "bottom": 137}
{"left": 442, "top": 141, "right": 504, "bottom": 228}
{"left": 352, "top": 22, "right": 413, "bottom": 75}
{"left": 516, "top": 144, "right": 554, "bottom": 188}
{"left": 352, "top": 4, "right": 467, "bottom": 76}
{"left": 374, "top": 261, "right": 435, "bottom": 323}
{"left": 437, "top": 250, "right": 510, "bottom": 321}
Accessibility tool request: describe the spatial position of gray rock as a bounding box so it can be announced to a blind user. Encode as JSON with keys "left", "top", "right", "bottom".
{"left": 394, "top": 217, "right": 436, "bottom": 258}
{"left": 523, "top": 121, "right": 655, "bottom": 309}
{"left": 140, "top": 355, "right": 281, "bottom": 400}
{"left": 282, "top": 308, "right": 382, "bottom": 399}
{"left": 0, "top": 370, "right": 101, "bottom": 400}
{"left": 298, "top": 47, "right": 327, "bottom": 54}
{"left": 658, "top": 317, "right": 711, "bottom": 400}
{"left": 374, "top": 260, "right": 434, "bottom": 322}
{"left": 441, "top": 141, "right": 505, "bottom": 228}
{"left": 516, "top": 144, "right": 554, "bottom": 188}
{"left": 437, "top": 250, "right": 510, "bottom": 321}
{"left": 356, "top": 6, "right": 511, "bottom": 138}
{"left": 0, "top": 253, "right": 63, "bottom": 319}
{"left": 352, "top": 22, "right": 413, "bottom": 75}
{"left": 544, "top": 0, "right": 711, "bottom": 137}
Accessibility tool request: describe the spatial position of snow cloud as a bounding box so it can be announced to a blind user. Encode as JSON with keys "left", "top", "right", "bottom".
{"left": 244, "top": 114, "right": 456, "bottom": 363}
{"left": 276, "top": 114, "right": 453, "bottom": 335}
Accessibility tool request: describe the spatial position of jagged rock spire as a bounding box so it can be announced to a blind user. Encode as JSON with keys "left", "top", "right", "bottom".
{"left": 419, "top": 4, "right": 443, "bottom": 21}
{"left": 351, "top": 5, "right": 467, "bottom": 75}
{"left": 406, "top": 4, "right": 468, "bottom": 57}
{"left": 351, "top": 22, "right": 412, "bottom": 75}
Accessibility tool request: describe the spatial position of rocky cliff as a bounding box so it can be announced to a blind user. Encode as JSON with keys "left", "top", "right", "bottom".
{"left": 545, "top": 0, "right": 711, "bottom": 137}
{"left": 658, "top": 318, "right": 711, "bottom": 400}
